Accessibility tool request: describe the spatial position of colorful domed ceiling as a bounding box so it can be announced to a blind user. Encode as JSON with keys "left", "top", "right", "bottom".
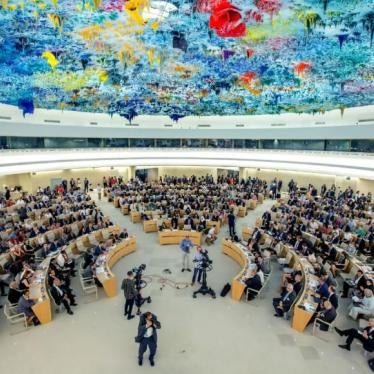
{"left": 0, "top": 0, "right": 373, "bottom": 120}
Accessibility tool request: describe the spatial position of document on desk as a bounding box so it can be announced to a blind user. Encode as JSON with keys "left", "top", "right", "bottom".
{"left": 29, "top": 286, "right": 41, "bottom": 300}
{"left": 303, "top": 302, "right": 315, "bottom": 313}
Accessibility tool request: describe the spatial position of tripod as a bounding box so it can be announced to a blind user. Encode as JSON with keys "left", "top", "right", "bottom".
{"left": 193, "top": 267, "right": 216, "bottom": 299}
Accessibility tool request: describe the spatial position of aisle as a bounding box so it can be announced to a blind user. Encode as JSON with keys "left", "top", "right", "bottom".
{"left": 93, "top": 193, "right": 274, "bottom": 293}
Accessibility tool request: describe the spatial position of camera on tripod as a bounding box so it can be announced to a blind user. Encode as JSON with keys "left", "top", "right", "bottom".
{"left": 200, "top": 251, "right": 213, "bottom": 270}
{"left": 132, "top": 264, "right": 151, "bottom": 314}
{"left": 193, "top": 250, "right": 215, "bottom": 299}
{"left": 132, "top": 263, "right": 146, "bottom": 289}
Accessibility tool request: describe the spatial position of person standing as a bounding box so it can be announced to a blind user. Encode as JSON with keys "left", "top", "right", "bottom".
{"left": 135, "top": 311, "right": 161, "bottom": 366}
{"left": 228, "top": 209, "right": 236, "bottom": 238}
{"left": 84, "top": 178, "right": 89, "bottom": 193}
{"left": 180, "top": 235, "right": 192, "bottom": 272}
{"left": 121, "top": 271, "right": 137, "bottom": 320}
{"left": 97, "top": 184, "right": 102, "bottom": 200}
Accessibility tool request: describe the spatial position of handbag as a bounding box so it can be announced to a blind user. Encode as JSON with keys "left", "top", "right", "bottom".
{"left": 134, "top": 336, "right": 142, "bottom": 343}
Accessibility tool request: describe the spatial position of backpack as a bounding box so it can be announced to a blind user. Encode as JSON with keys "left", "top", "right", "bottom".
{"left": 233, "top": 234, "right": 240, "bottom": 242}
{"left": 220, "top": 283, "right": 231, "bottom": 297}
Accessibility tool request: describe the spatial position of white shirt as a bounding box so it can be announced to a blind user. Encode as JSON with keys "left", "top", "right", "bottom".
{"left": 56, "top": 253, "right": 65, "bottom": 268}
{"left": 144, "top": 327, "right": 153, "bottom": 338}
{"left": 208, "top": 227, "right": 215, "bottom": 237}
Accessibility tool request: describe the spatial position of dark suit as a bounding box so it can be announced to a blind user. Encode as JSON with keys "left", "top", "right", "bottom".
{"left": 293, "top": 281, "right": 303, "bottom": 295}
{"left": 228, "top": 213, "right": 236, "bottom": 237}
{"left": 342, "top": 275, "right": 366, "bottom": 297}
{"left": 341, "top": 326, "right": 374, "bottom": 351}
{"left": 327, "top": 292, "right": 339, "bottom": 310}
{"left": 318, "top": 307, "right": 337, "bottom": 331}
{"left": 245, "top": 274, "right": 262, "bottom": 300}
{"left": 50, "top": 286, "right": 72, "bottom": 313}
{"left": 135, "top": 313, "right": 161, "bottom": 362}
{"left": 273, "top": 290, "right": 297, "bottom": 316}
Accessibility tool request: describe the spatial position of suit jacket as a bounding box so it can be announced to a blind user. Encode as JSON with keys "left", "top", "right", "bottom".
{"left": 355, "top": 276, "right": 367, "bottom": 291}
{"left": 50, "top": 286, "right": 65, "bottom": 305}
{"left": 136, "top": 313, "right": 161, "bottom": 344}
{"left": 252, "top": 230, "right": 261, "bottom": 243}
{"left": 281, "top": 290, "right": 297, "bottom": 312}
{"left": 327, "top": 292, "right": 339, "bottom": 310}
{"left": 293, "top": 281, "right": 303, "bottom": 295}
{"left": 245, "top": 274, "right": 262, "bottom": 291}
{"left": 318, "top": 307, "right": 337, "bottom": 331}
{"left": 363, "top": 327, "right": 374, "bottom": 352}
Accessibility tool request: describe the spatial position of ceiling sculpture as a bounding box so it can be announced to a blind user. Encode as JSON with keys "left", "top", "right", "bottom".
{"left": 0, "top": 0, "right": 373, "bottom": 120}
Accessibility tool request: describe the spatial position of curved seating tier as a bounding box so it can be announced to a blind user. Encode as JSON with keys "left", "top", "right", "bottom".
{"left": 221, "top": 239, "right": 249, "bottom": 301}
{"left": 29, "top": 257, "right": 52, "bottom": 324}
{"left": 95, "top": 237, "right": 137, "bottom": 297}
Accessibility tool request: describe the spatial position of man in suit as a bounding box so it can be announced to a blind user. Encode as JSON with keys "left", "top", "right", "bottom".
{"left": 135, "top": 311, "right": 161, "bottom": 366}
{"left": 316, "top": 300, "right": 337, "bottom": 331}
{"left": 341, "top": 270, "right": 366, "bottom": 298}
{"left": 251, "top": 228, "right": 262, "bottom": 244}
{"left": 121, "top": 271, "right": 137, "bottom": 320}
{"left": 335, "top": 318, "right": 374, "bottom": 352}
{"left": 292, "top": 273, "right": 303, "bottom": 295}
{"left": 50, "top": 278, "right": 76, "bottom": 315}
{"left": 273, "top": 283, "right": 297, "bottom": 317}
{"left": 326, "top": 285, "right": 339, "bottom": 310}
{"left": 315, "top": 276, "right": 330, "bottom": 299}
{"left": 228, "top": 210, "right": 236, "bottom": 238}
{"left": 245, "top": 269, "right": 262, "bottom": 300}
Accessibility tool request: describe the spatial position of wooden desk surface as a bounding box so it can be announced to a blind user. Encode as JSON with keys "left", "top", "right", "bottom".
{"left": 289, "top": 249, "right": 319, "bottom": 332}
{"left": 158, "top": 230, "right": 202, "bottom": 246}
{"left": 143, "top": 220, "right": 158, "bottom": 233}
{"left": 131, "top": 211, "right": 141, "bottom": 223}
{"left": 221, "top": 239, "right": 249, "bottom": 301}
{"left": 30, "top": 257, "right": 52, "bottom": 324}
{"left": 96, "top": 237, "right": 137, "bottom": 298}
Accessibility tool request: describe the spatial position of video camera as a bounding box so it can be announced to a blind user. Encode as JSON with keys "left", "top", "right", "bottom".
{"left": 131, "top": 264, "right": 151, "bottom": 314}
{"left": 200, "top": 250, "right": 213, "bottom": 270}
{"left": 132, "top": 264, "right": 146, "bottom": 289}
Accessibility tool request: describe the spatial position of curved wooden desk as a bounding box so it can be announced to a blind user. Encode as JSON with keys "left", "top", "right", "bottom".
{"left": 158, "top": 230, "right": 201, "bottom": 246}
{"left": 221, "top": 239, "right": 249, "bottom": 301}
{"left": 289, "top": 250, "right": 319, "bottom": 332}
{"left": 95, "top": 237, "right": 137, "bottom": 298}
{"left": 69, "top": 225, "right": 121, "bottom": 255}
{"left": 30, "top": 257, "right": 52, "bottom": 324}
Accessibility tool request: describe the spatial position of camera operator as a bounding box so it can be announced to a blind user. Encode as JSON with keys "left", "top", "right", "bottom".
{"left": 191, "top": 246, "right": 208, "bottom": 286}
{"left": 135, "top": 311, "right": 161, "bottom": 366}
{"left": 121, "top": 271, "right": 137, "bottom": 320}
